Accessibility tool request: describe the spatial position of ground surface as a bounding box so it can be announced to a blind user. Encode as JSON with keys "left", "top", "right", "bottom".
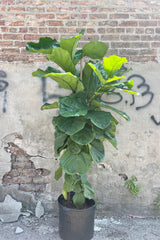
{"left": 0, "top": 213, "right": 160, "bottom": 240}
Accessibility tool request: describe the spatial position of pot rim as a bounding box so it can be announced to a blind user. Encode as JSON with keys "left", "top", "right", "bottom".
{"left": 58, "top": 194, "right": 96, "bottom": 212}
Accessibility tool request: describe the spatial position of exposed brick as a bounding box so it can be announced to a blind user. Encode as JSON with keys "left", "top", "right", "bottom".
{"left": 12, "top": 161, "right": 33, "bottom": 169}
{"left": 0, "top": 48, "right": 20, "bottom": 54}
{"left": 32, "top": 176, "right": 50, "bottom": 184}
{"left": 57, "top": 14, "right": 70, "bottom": 19}
{"left": 1, "top": 0, "right": 15, "bottom": 4}
{"left": 119, "top": 49, "right": 139, "bottom": 56}
{"left": 135, "top": 28, "right": 145, "bottom": 34}
{"left": 132, "top": 0, "right": 148, "bottom": 6}
{"left": 0, "top": 41, "right": 13, "bottom": 46}
{"left": 1, "top": 27, "right": 8, "bottom": 32}
{"left": 24, "top": 34, "right": 39, "bottom": 40}
{"left": 130, "top": 14, "right": 150, "bottom": 19}
{"left": 71, "top": 14, "right": 88, "bottom": 19}
{"left": 27, "top": 6, "right": 46, "bottom": 12}
{"left": 111, "top": 42, "right": 130, "bottom": 48}
{"left": 130, "top": 56, "right": 151, "bottom": 62}
{"left": 78, "top": 21, "right": 96, "bottom": 27}
{"left": 130, "top": 42, "right": 150, "bottom": 48}
{"left": 0, "top": 20, "right": 5, "bottom": 26}
{"left": 87, "top": 28, "right": 96, "bottom": 34}
{"left": 8, "top": 6, "right": 25, "bottom": 11}
{"left": 112, "top": 0, "right": 128, "bottom": 5}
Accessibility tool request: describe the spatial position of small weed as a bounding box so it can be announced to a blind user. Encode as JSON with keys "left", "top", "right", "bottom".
{"left": 125, "top": 175, "right": 141, "bottom": 195}
{"left": 153, "top": 193, "right": 160, "bottom": 210}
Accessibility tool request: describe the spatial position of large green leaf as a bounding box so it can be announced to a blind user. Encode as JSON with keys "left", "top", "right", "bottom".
{"left": 60, "top": 149, "right": 92, "bottom": 175}
{"left": 71, "top": 124, "right": 94, "bottom": 145}
{"left": 54, "top": 127, "right": 68, "bottom": 157}
{"left": 68, "top": 142, "right": 81, "bottom": 154}
{"left": 26, "top": 37, "right": 60, "bottom": 54}
{"left": 73, "top": 192, "right": 85, "bottom": 206}
{"left": 82, "top": 181, "right": 95, "bottom": 199}
{"left": 82, "top": 62, "right": 101, "bottom": 100}
{"left": 54, "top": 166, "right": 63, "bottom": 180}
{"left": 88, "top": 62, "right": 106, "bottom": 84}
{"left": 83, "top": 41, "right": 108, "bottom": 60}
{"left": 92, "top": 125, "right": 104, "bottom": 139}
{"left": 60, "top": 34, "right": 82, "bottom": 59}
{"left": 47, "top": 47, "right": 76, "bottom": 74}
{"left": 43, "top": 72, "right": 82, "bottom": 92}
{"left": 53, "top": 116, "right": 86, "bottom": 135}
{"left": 86, "top": 110, "right": 112, "bottom": 129}
{"left": 59, "top": 93, "right": 88, "bottom": 117}
{"left": 32, "top": 66, "right": 61, "bottom": 78}
{"left": 104, "top": 131, "right": 117, "bottom": 149}
{"left": 41, "top": 102, "right": 58, "bottom": 111}
{"left": 89, "top": 139, "right": 104, "bottom": 163}
{"left": 103, "top": 55, "right": 127, "bottom": 77}
{"left": 91, "top": 100, "right": 130, "bottom": 121}
{"left": 72, "top": 49, "right": 84, "bottom": 65}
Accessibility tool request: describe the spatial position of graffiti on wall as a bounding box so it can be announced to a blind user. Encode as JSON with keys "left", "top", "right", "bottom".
{"left": 41, "top": 73, "right": 159, "bottom": 126}
{"left": 0, "top": 71, "right": 8, "bottom": 113}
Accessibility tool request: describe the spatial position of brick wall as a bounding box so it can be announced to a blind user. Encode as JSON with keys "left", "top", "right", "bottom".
{"left": 0, "top": 0, "right": 160, "bottom": 63}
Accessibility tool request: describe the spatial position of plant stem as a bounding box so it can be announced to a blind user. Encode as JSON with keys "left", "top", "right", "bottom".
{"left": 80, "top": 59, "right": 83, "bottom": 81}
{"left": 67, "top": 192, "right": 71, "bottom": 203}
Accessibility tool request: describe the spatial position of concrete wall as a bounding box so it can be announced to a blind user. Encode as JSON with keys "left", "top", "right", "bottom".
{"left": 0, "top": 61, "right": 159, "bottom": 215}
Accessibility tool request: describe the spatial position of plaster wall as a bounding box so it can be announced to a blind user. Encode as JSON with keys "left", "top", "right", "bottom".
{"left": 0, "top": 62, "right": 159, "bottom": 215}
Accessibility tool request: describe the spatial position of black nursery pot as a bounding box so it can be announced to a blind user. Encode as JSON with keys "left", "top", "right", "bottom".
{"left": 58, "top": 194, "right": 96, "bottom": 240}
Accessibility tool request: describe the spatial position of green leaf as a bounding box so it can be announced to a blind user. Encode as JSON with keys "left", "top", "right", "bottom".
{"left": 91, "top": 100, "right": 130, "bottom": 121}
{"left": 43, "top": 72, "right": 82, "bottom": 92}
{"left": 92, "top": 125, "right": 104, "bottom": 139}
{"left": 73, "top": 181, "right": 83, "bottom": 193}
{"left": 59, "top": 93, "right": 88, "bottom": 117}
{"left": 103, "top": 55, "right": 127, "bottom": 77}
{"left": 86, "top": 110, "right": 112, "bottom": 129}
{"left": 41, "top": 102, "right": 58, "bottom": 110}
{"left": 88, "top": 62, "right": 106, "bottom": 84}
{"left": 83, "top": 41, "right": 108, "bottom": 60}
{"left": 53, "top": 116, "right": 86, "bottom": 135}
{"left": 82, "top": 62, "right": 101, "bottom": 100}
{"left": 62, "top": 190, "right": 67, "bottom": 200}
{"left": 60, "top": 34, "right": 82, "bottom": 59}
{"left": 63, "top": 181, "right": 73, "bottom": 192}
{"left": 82, "top": 182, "right": 95, "bottom": 199}
{"left": 47, "top": 47, "right": 76, "bottom": 74}
{"left": 71, "top": 124, "right": 94, "bottom": 145}
{"left": 54, "top": 127, "right": 68, "bottom": 157}
{"left": 26, "top": 37, "right": 60, "bottom": 54}
{"left": 60, "top": 149, "right": 92, "bottom": 175}
{"left": 73, "top": 192, "right": 85, "bottom": 207}
{"left": 104, "top": 131, "right": 117, "bottom": 149}
{"left": 89, "top": 139, "right": 104, "bottom": 163}
{"left": 72, "top": 49, "right": 84, "bottom": 65}
{"left": 32, "top": 66, "right": 61, "bottom": 78}
{"left": 54, "top": 166, "right": 62, "bottom": 180}
{"left": 68, "top": 142, "right": 81, "bottom": 154}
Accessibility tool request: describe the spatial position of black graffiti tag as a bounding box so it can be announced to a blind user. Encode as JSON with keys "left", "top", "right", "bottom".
{"left": 0, "top": 70, "right": 8, "bottom": 113}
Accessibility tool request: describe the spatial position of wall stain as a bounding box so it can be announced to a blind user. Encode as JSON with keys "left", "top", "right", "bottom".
{"left": 0, "top": 70, "right": 8, "bottom": 113}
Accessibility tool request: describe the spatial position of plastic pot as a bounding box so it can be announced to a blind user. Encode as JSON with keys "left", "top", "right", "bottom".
{"left": 58, "top": 194, "right": 96, "bottom": 240}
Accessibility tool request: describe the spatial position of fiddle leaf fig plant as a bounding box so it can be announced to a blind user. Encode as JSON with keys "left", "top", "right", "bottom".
{"left": 26, "top": 30, "right": 137, "bottom": 208}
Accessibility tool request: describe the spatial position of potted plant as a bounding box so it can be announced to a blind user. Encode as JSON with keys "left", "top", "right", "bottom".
{"left": 26, "top": 30, "right": 137, "bottom": 240}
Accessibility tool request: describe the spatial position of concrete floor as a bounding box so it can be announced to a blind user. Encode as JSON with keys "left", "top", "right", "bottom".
{"left": 0, "top": 213, "right": 160, "bottom": 240}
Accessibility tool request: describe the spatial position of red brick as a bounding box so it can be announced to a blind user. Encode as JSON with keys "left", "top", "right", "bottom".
{"left": 46, "top": 6, "right": 57, "bottom": 12}
{"left": 119, "top": 49, "right": 139, "bottom": 56}
{"left": 3, "top": 34, "right": 23, "bottom": 40}
{"left": 0, "top": 41, "right": 13, "bottom": 46}
{"left": 130, "top": 42, "right": 150, "bottom": 48}
{"left": 46, "top": 20, "right": 64, "bottom": 26}
{"left": 32, "top": 176, "right": 50, "bottom": 184}
{"left": 135, "top": 28, "right": 145, "bottom": 34}
{"left": 130, "top": 56, "right": 151, "bottom": 62}
{"left": 27, "top": 6, "right": 45, "bottom": 12}
{"left": 121, "top": 35, "right": 141, "bottom": 41}
{"left": 101, "top": 35, "right": 120, "bottom": 41}
{"left": 24, "top": 34, "right": 39, "bottom": 40}
{"left": 8, "top": 21, "right": 24, "bottom": 26}
{"left": 139, "top": 21, "right": 157, "bottom": 27}
{"left": 36, "top": 14, "right": 55, "bottom": 19}
{"left": 78, "top": 21, "right": 96, "bottom": 27}
{"left": 120, "top": 21, "right": 138, "bottom": 27}
{"left": 57, "top": 14, "right": 70, "bottom": 19}
{"left": 151, "top": 42, "right": 160, "bottom": 48}
{"left": 98, "top": 20, "right": 118, "bottom": 27}
{"left": 1, "top": 0, "right": 15, "bottom": 4}
{"left": 19, "top": 27, "right": 28, "bottom": 33}
{"left": 0, "top": 20, "right": 5, "bottom": 26}
{"left": 141, "top": 35, "right": 160, "bottom": 41}
{"left": 79, "top": 7, "right": 97, "bottom": 13}
{"left": 15, "top": 41, "right": 27, "bottom": 47}
{"left": 87, "top": 28, "right": 96, "bottom": 34}
{"left": 9, "top": 28, "right": 18, "bottom": 33}
{"left": 155, "top": 28, "right": 160, "bottom": 34}
{"left": 112, "top": 0, "right": 128, "bottom": 5}
{"left": 109, "top": 13, "right": 129, "bottom": 19}
{"left": 130, "top": 14, "right": 150, "bottom": 19}
{"left": 1, "top": 48, "right": 20, "bottom": 54}
{"left": 89, "top": 14, "right": 108, "bottom": 19}
{"left": 1, "top": 27, "right": 8, "bottom": 32}
{"left": 8, "top": 6, "right": 25, "bottom": 11}
{"left": 48, "top": 27, "right": 58, "bottom": 33}
{"left": 132, "top": 0, "right": 148, "bottom": 6}
{"left": 111, "top": 42, "right": 130, "bottom": 48}
{"left": 71, "top": 14, "right": 87, "bottom": 19}
{"left": 71, "top": 1, "right": 89, "bottom": 5}
{"left": 0, "top": 7, "right": 6, "bottom": 11}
